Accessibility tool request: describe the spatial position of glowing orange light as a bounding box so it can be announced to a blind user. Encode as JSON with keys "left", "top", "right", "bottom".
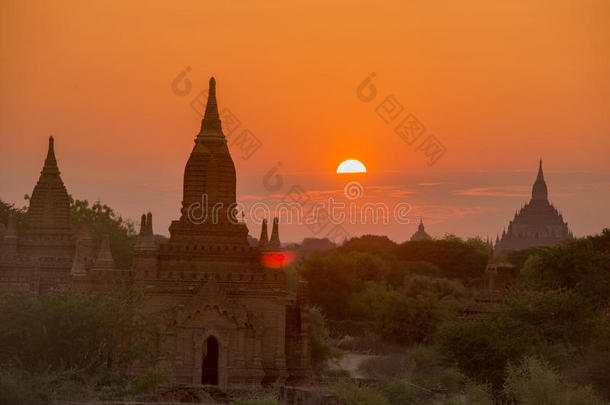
{"left": 260, "top": 251, "right": 297, "bottom": 268}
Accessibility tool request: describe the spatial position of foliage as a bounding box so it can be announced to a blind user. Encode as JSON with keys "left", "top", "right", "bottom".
{"left": 230, "top": 395, "right": 279, "bottom": 405}
{"left": 334, "top": 381, "right": 391, "bottom": 405}
{"left": 375, "top": 291, "right": 456, "bottom": 345}
{"left": 589, "top": 228, "right": 610, "bottom": 254}
{"left": 0, "top": 200, "right": 27, "bottom": 238}
{"left": 132, "top": 365, "right": 172, "bottom": 395}
{"left": 298, "top": 251, "right": 395, "bottom": 319}
{"left": 70, "top": 198, "right": 137, "bottom": 269}
{"left": 503, "top": 357, "right": 608, "bottom": 405}
{"left": 569, "top": 351, "right": 610, "bottom": 400}
{"left": 308, "top": 306, "right": 341, "bottom": 371}
{"left": 394, "top": 237, "right": 488, "bottom": 281}
{"left": 515, "top": 239, "right": 610, "bottom": 307}
{"left": 401, "top": 275, "right": 470, "bottom": 301}
{"left": 0, "top": 290, "right": 159, "bottom": 375}
{"left": 505, "top": 246, "right": 544, "bottom": 270}
{"left": 339, "top": 235, "right": 397, "bottom": 256}
{"left": 348, "top": 276, "right": 469, "bottom": 345}
{"left": 1, "top": 198, "right": 137, "bottom": 269}
{"left": 0, "top": 368, "right": 47, "bottom": 405}
{"left": 340, "top": 346, "right": 494, "bottom": 405}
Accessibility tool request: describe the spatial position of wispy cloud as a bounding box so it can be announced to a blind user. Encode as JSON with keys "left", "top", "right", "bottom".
{"left": 417, "top": 182, "right": 447, "bottom": 187}
{"left": 455, "top": 186, "right": 529, "bottom": 197}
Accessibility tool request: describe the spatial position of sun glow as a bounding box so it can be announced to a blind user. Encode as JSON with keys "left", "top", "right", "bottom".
{"left": 337, "top": 159, "right": 367, "bottom": 173}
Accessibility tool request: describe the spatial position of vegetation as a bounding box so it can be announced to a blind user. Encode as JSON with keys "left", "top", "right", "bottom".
{"left": 308, "top": 306, "right": 342, "bottom": 371}
{"left": 2, "top": 193, "right": 609, "bottom": 402}
{"left": 0, "top": 290, "right": 162, "bottom": 403}
{"left": 230, "top": 396, "right": 279, "bottom": 405}
{"left": 335, "top": 346, "right": 494, "bottom": 405}
{"left": 295, "top": 230, "right": 610, "bottom": 402}
{"left": 69, "top": 197, "right": 137, "bottom": 268}
{"left": 1, "top": 197, "right": 136, "bottom": 268}
{"left": 503, "top": 357, "right": 607, "bottom": 405}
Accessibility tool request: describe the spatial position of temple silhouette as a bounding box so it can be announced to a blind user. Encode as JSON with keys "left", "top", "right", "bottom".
{"left": 495, "top": 160, "right": 573, "bottom": 251}
{"left": 410, "top": 218, "right": 432, "bottom": 241}
{"left": 0, "top": 78, "right": 311, "bottom": 388}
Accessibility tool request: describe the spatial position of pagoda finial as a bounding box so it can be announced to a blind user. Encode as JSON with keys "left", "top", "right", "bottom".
{"left": 42, "top": 136, "right": 60, "bottom": 174}
{"left": 146, "top": 212, "right": 153, "bottom": 236}
{"left": 199, "top": 77, "right": 223, "bottom": 135}
{"left": 258, "top": 219, "right": 269, "bottom": 249}
{"left": 532, "top": 158, "right": 548, "bottom": 201}
{"left": 139, "top": 214, "right": 147, "bottom": 235}
{"left": 269, "top": 217, "right": 280, "bottom": 249}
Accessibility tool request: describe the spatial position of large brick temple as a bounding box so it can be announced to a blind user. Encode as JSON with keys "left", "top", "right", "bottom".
{"left": 0, "top": 78, "right": 311, "bottom": 388}
{"left": 495, "top": 160, "right": 573, "bottom": 251}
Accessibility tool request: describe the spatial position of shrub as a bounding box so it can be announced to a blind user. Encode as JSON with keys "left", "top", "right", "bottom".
{"left": 231, "top": 396, "right": 278, "bottom": 405}
{"left": 334, "top": 381, "right": 390, "bottom": 405}
{"left": 503, "top": 357, "right": 608, "bottom": 405}
{"left": 132, "top": 365, "right": 172, "bottom": 395}
{"left": 308, "top": 307, "right": 342, "bottom": 371}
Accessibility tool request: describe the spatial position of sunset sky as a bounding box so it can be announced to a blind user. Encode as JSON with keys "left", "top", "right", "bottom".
{"left": 1, "top": 0, "right": 609, "bottom": 243}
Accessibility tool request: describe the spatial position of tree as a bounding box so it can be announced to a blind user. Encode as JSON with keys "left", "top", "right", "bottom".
{"left": 394, "top": 237, "right": 488, "bottom": 282}
{"left": 0, "top": 290, "right": 159, "bottom": 375}
{"left": 308, "top": 306, "right": 341, "bottom": 371}
{"left": 298, "top": 251, "right": 395, "bottom": 319}
{"left": 1, "top": 198, "right": 137, "bottom": 269}
{"left": 70, "top": 198, "right": 137, "bottom": 269}
{"left": 339, "top": 235, "right": 397, "bottom": 256}
{"left": 0, "top": 200, "right": 27, "bottom": 239}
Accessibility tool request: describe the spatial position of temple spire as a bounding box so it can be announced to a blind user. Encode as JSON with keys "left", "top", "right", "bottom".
{"left": 146, "top": 212, "right": 153, "bottom": 236}
{"left": 269, "top": 217, "right": 280, "bottom": 249}
{"left": 258, "top": 219, "right": 269, "bottom": 249}
{"left": 532, "top": 159, "right": 548, "bottom": 201}
{"left": 537, "top": 159, "right": 544, "bottom": 180}
{"left": 199, "top": 77, "right": 223, "bottom": 135}
{"left": 42, "top": 136, "right": 60, "bottom": 175}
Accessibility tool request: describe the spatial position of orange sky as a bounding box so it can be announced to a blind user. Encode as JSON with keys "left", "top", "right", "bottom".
{"left": 1, "top": 0, "right": 609, "bottom": 242}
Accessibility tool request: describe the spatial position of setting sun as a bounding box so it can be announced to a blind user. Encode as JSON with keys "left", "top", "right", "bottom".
{"left": 337, "top": 159, "right": 367, "bottom": 174}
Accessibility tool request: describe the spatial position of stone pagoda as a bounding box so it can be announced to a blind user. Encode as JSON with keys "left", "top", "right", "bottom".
{"left": 495, "top": 160, "right": 572, "bottom": 251}
{"left": 410, "top": 218, "right": 432, "bottom": 241}
{"left": 129, "top": 78, "right": 311, "bottom": 387}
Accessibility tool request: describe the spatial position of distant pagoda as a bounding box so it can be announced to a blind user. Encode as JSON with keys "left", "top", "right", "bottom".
{"left": 410, "top": 218, "right": 432, "bottom": 241}
{"left": 495, "top": 160, "right": 572, "bottom": 251}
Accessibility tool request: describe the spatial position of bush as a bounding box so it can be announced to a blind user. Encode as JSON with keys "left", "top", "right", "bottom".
{"left": 394, "top": 237, "right": 488, "bottom": 282}
{"left": 132, "top": 365, "right": 172, "bottom": 395}
{"left": 308, "top": 307, "right": 341, "bottom": 371}
{"left": 0, "top": 291, "right": 160, "bottom": 402}
{"left": 503, "top": 357, "right": 607, "bottom": 405}
{"left": 230, "top": 395, "right": 279, "bottom": 405}
{"left": 0, "top": 290, "right": 158, "bottom": 374}
{"left": 0, "top": 369, "right": 46, "bottom": 405}
{"left": 375, "top": 291, "right": 457, "bottom": 345}
{"left": 334, "top": 381, "right": 390, "bottom": 405}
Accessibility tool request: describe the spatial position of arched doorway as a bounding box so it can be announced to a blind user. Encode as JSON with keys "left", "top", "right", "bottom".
{"left": 201, "top": 336, "right": 219, "bottom": 385}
